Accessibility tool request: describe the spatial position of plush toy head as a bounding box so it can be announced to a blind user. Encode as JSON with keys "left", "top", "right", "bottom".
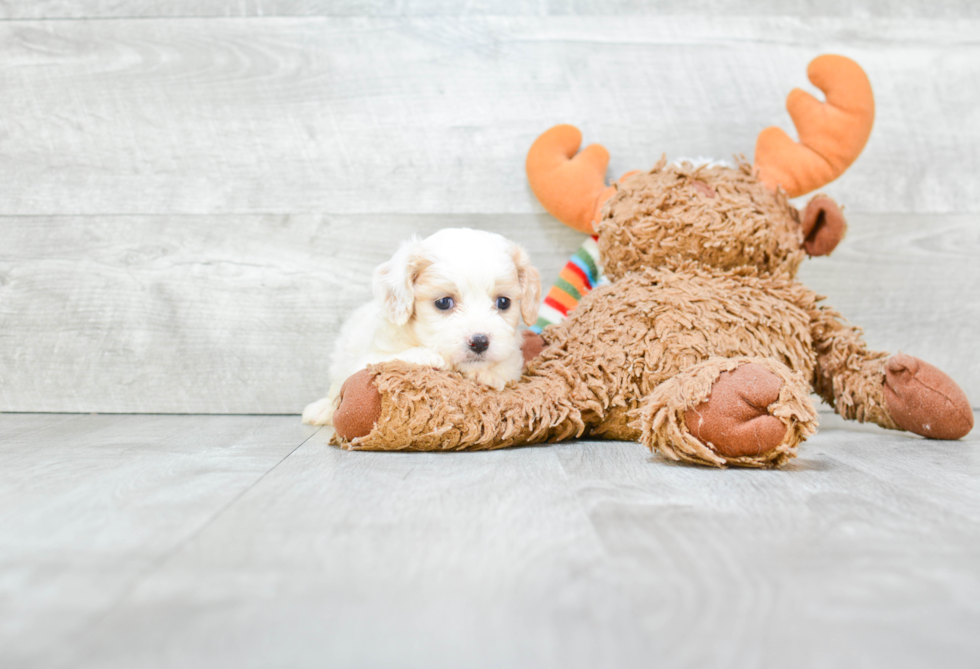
{"left": 596, "top": 160, "right": 807, "bottom": 280}
{"left": 526, "top": 55, "right": 874, "bottom": 280}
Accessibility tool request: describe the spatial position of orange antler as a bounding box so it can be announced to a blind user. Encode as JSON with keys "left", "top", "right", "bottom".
{"left": 755, "top": 55, "right": 875, "bottom": 198}
{"left": 526, "top": 125, "right": 616, "bottom": 234}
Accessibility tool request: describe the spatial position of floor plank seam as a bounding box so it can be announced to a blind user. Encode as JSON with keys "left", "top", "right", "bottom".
{"left": 552, "top": 446, "right": 623, "bottom": 561}
{"left": 63, "top": 425, "right": 324, "bottom": 653}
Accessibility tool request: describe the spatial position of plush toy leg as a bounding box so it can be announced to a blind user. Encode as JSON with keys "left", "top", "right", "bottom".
{"left": 331, "top": 361, "right": 585, "bottom": 451}
{"left": 809, "top": 306, "right": 973, "bottom": 439}
{"left": 883, "top": 354, "right": 973, "bottom": 439}
{"left": 636, "top": 357, "right": 818, "bottom": 468}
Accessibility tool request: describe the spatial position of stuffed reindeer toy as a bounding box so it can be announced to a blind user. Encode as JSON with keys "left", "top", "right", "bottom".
{"left": 329, "top": 55, "right": 972, "bottom": 467}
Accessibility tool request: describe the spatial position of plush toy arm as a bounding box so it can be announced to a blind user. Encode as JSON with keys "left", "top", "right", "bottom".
{"left": 530, "top": 236, "right": 607, "bottom": 334}
{"left": 808, "top": 304, "right": 973, "bottom": 439}
{"left": 331, "top": 361, "right": 589, "bottom": 451}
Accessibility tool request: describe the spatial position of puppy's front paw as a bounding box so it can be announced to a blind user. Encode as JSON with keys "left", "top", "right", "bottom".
{"left": 397, "top": 348, "right": 450, "bottom": 370}
{"left": 468, "top": 368, "right": 510, "bottom": 391}
{"left": 302, "top": 396, "right": 336, "bottom": 425}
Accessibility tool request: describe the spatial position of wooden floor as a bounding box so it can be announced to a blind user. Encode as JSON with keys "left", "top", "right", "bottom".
{"left": 2, "top": 412, "right": 979, "bottom": 668}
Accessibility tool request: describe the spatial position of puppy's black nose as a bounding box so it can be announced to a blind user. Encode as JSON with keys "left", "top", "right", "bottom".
{"left": 468, "top": 334, "right": 490, "bottom": 354}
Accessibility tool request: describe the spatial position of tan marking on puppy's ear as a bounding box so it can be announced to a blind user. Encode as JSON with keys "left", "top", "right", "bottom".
{"left": 373, "top": 237, "right": 431, "bottom": 326}
{"left": 510, "top": 243, "right": 541, "bottom": 326}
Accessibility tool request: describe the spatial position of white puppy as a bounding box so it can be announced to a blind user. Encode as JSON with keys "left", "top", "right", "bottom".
{"left": 302, "top": 228, "right": 541, "bottom": 426}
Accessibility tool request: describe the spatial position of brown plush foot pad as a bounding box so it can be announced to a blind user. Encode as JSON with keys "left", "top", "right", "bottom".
{"left": 685, "top": 363, "right": 788, "bottom": 458}
{"left": 333, "top": 369, "right": 383, "bottom": 441}
{"left": 883, "top": 354, "right": 973, "bottom": 440}
{"left": 521, "top": 330, "right": 547, "bottom": 364}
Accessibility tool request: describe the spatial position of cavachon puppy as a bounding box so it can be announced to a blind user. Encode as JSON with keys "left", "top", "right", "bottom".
{"left": 302, "top": 228, "right": 541, "bottom": 426}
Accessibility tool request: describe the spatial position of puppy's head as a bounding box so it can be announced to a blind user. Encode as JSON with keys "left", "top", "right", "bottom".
{"left": 374, "top": 228, "right": 541, "bottom": 371}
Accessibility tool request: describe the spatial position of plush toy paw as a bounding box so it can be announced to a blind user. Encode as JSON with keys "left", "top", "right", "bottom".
{"left": 521, "top": 330, "right": 547, "bottom": 363}
{"left": 332, "top": 369, "right": 383, "bottom": 441}
{"left": 883, "top": 354, "right": 973, "bottom": 440}
{"left": 684, "top": 363, "right": 788, "bottom": 458}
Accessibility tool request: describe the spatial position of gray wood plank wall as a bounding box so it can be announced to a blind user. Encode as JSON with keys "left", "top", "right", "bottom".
{"left": 1, "top": 5, "right": 978, "bottom": 413}
{"left": 1, "top": 2, "right": 978, "bottom": 19}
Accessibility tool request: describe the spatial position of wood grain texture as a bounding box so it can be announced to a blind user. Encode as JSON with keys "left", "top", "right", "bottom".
{"left": 796, "top": 213, "right": 980, "bottom": 406}
{"left": 1, "top": 1, "right": 977, "bottom": 19}
{"left": 0, "top": 213, "right": 582, "bottom": 413}
{"left": 2, "top": 213, "right": 977, "bottom": 413}
{"left": 550, "top": 429, "right": 980, "bottom": 668}
{"left": 3, "top": 414, "right": 975, "bottom": 668}
{"left": 0, "top": 414, "right": 316, "bottom": 668}
{"left": 3, "top": 3, "right": 979, "bottom": 668}
{"left": 0, "top": 17, "right": 977, "bottom": 216}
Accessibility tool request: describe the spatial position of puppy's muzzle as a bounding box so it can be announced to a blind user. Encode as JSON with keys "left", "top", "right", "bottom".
{"left": 468, "top": 334, "right": 490, "bottom": 355}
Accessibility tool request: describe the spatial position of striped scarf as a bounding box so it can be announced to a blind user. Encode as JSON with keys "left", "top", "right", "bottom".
{"left": 531, "top": 236, "right": 608, "bottom": 334}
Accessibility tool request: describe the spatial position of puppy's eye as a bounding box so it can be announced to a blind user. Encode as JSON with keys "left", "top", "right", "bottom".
{"left": 496, "top": 297, "right": 511, "bottom": 310}
{"left": 435, "top": 297, "right": 454, "bottom": 311}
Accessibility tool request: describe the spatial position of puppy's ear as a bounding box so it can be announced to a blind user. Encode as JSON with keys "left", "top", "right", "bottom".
{"left": 510, "top": 243, "right": 541, "bottom": 326}
{"left": 373, "top": 237, "right": 431, "bottom": 326}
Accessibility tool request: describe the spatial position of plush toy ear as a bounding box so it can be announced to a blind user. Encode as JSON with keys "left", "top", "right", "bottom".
{"left": 373, "top": 237, "right": 431, "bottom": 326}
{"left": 801, "top": 195, "right": 847, "bottom": 256}
{"left": 510, "top": 243, "right": 542, "bottom": 326}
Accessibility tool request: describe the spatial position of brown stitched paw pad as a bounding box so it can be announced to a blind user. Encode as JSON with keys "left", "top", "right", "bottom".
{"left": 883, "top": 354, "right": 973, "bottom": 440}
{"left": 521, "top": 330, "right": 547, "bottom": 364}
{"left": 684, "top": 363, "right": 788, "bottom": 458}
{"left": 332, "top": 369, "right": 383, "bottom": 441}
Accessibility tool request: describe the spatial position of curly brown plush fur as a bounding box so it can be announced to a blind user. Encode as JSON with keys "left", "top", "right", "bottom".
{"left": 599, "top": 159, "right": 806, "bottom": 279}
{"left": 331, "top": 155, "right": 972, "bottom": 467}
{"left": 330, "top": 58, "right": 973, "bottom": 466}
